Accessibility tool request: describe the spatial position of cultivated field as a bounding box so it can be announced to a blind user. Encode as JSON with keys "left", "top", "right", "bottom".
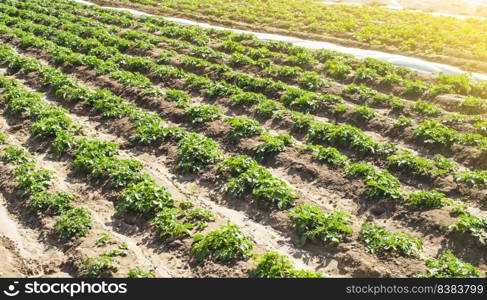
{"left": 319, "top": 0, "right": 487, "bottom": 18}
{"left": 0, "top": 0, "right": 486, "bottom": 278}
{"left": 85, "top": 0, "right": 487, "bottom": 73}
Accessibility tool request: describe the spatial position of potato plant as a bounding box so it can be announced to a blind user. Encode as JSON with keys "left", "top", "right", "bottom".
{"left": 301, "top": 144, "right": 349, "bottom": 167}
{"left": 176, "top": 133, "right": 222, "bottom": 173}
{"left": 288, "top": 204, "right": 353, "bottom": 246}
{"left": 359, "top": 223, "right": 423, "bottom": 257}
{"left": 418, "top": 252, "right": 484, "bottom": 278}
{"left": 191, "top": 224, "right": 253, "bottom": 262}
{"left": 252, "top": 252, "right": 324, "bottom": 278}
{"left": 405, "top": 190, "right": 449, "bottom": 210}
{"left": 128, "top": 268, "right": 156, "bottom": 278}
{"left": 117, "top": 179, "right": 174, "bottom": 215}
{"left": 1, "top": 0, "right": 487, "bottom": 279}
{"left": 54, "top": 207, "right": 92, "bottom": 239}
{"left": 219, "top": 155, "right": 297, "bottom": 209}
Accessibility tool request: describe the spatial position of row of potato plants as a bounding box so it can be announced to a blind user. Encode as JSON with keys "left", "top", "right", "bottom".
{"left": 26, "top": 0, "right": 487, "bottom": 140}
{"left": 18, "top": 1, "right": 487, "bottom": 158}
{"left": 0, "top": 46, "right": 331, "bottom": 279}
{"left": 12, "top": 0, "right": 487, "bottom": 248}
{"left": 0, "top": 140, "right": 92, "bottom": 239}
{"left": 0, "top": 19, "right": 458, "bottom": 206}
{"left": 0, "top": 9, "right": 466, "bottom": 166}
{"left": 39, "top": 0, "right": 487, "bottom": 108}
{"left": 0, "top": 37, "right": 483, "bottom": 278}
{"left": 2, "top": 10, "right": 482, "bottom": 198}
{"left": 3, "top": 0, "right": 487, "bottom": 276}
{"left": 0, "top": 45, "right": 328, "bottom": 276}
{"left": 0, "top": 65, "right": 254, "bottom": 269}
{"left": 0, "top": 119, "right": 160, "bottom": 277}
{"left": 2, "top": 30, "right": 477, "bottom": 251}
{"left": 0, "top": 125, "right": 462, "bottom": 278}
{"left": 0, "top": 145, "right": 146, "bottom": 278}
{"left": 0, "top": 132, "right": 311, "bottom": 278}
{"left": 91, "top": 0, "right": 487, "bottom": 72}
{"left": 1, "top": 13, "right": 486, "bottom": 223}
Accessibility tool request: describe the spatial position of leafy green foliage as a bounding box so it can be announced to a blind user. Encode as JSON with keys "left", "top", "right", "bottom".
{"left": 252, "top": 252, "right": 324, "bottom": 278}
{"left": 30, "top": 191, "right": 74, "bottom": 214}
{"left": 72, "top": 139, "right": 119, "bottom": 175}
{"left": 297, "top": 71, "right": 327, "bottom": 91}
{"left": 448, "top": 212, "right": 487, "bottom": 245}
{"left": 410, "top": 100, "right": 442, "bottom": 116}
{"left": 288, "top": 204, "right": 353, "bottom": 245}
{"left": 14, "top": 163, "right": 54, "bottom": 195}
{"left": 117, "top": 179, "right": 174, "bottom": 214}
{"left": 458, "top": 97, "right": 486, "bottom": 114}
{"left": 164, "top": 89, "right": 190, "bottom": 102}
{"left": 186, "top": 104, "right": 222, "bottom": 124}
{"left": 150, "top": 205, "right": 214, "bottom": 239}
{"left": 176, "top": 133, "right": 221, "bottom": 173}
{"left": 359, "top": 223, "right": 423, "bottom": 257}
{"left": 418, "top": 251, "right": 483, "bottom": 278}
{"left": 282, "top": 90, "right": 328, "bottom": 113}
{"left": 95, "top": 233, "right": 115, "bottom": 247}
{"left": 355, "top": 66, "right": 379, "bottom": 82}
{"left": 432, "top": 155, "right": 458, "bottom": 176}
{"left": 1, "top": 146, "right": 33, "bottom": 164}
{"left": 345, "top": 163, "right": 402, "bottom": 200}
{"left": 253, "top": 134, "right": 294, "bottom": 161}
{"left": 332, "top": 103, "right": 348, "bottom": 116}
{"left": 353, "top": 105, "right": 375, "bottom": 121}
{"left": 130, "top": 122, "right": 182, "bottom": 145}
{"left": 343, "top": 84, "right": 376, "bottom": 101}
{"left": 387, "top": 151, "right": 432, "bottom": 176}
{"left": 413, "top": 120, "right": 459, "bottom": 145}
{"left": 405, "top": 190, "right": 448, "bottom": 210}
{"left": 219, "top": 155, "right": 297, "bottom": 209}
{"left": 307, "top": 122, "right": 378, "bottom": 156}
{"left": 323, "top": 58, "right": 352, "bottom": 79}
{"left": 191, "top": 224, "right": 253, "bottom": 262}
{"left": 474, "top": 120, "right": 487, "bottom": 136}
{"left": 226, "top": 117, "right": 264, "bottom": 140}
{"left": 301, "top": 144, "right": 349, "bottom": 167}
{"left": 402, "top": 80, "right": 428, "bottom": 97}
{"left": 387, "top": 151, "right": 457, "bottom": 178}
{"left": 104, "top": 158, "right": 147, "bottom": 188}
{"left": 205, "top": 81, "right": 238, "bottom": 99}
{"left": 127, "top": 268, "right": 156, "bottom": 278}
{"left": 82, "top": 255, "right": 119, "bottom": 278}
{"left": 111, "top": 70, "right": 151, "bottom": 88}
{"left": 439, "top": 74, "right": 471, "bottom": 95}
{"left": 54, "top": 207, "right": 92, "bottom": 239}
{"left": 454, "top": 170, "right": 487, "bottom": 187}
{"left": 290, "top": 111, "right": 314, "bottom": 130}
{"left": 230, "top": 91, "right": 266, "bottom": 107}
{"left": 372, "top": 94, "right": 405, "bottom": 110}
{"left": 394, "top": 116, "right": 412, "bottom": 128}
{"left": 255, "top": 99, "right": 285, "bottom": 118}
{"left": 30, "top": 114, "right": 76, "bottom": 139}
{"left": 50, "top": 130, "right": 77, "bottom": 158}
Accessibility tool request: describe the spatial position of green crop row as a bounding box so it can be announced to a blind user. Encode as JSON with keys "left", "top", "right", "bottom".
{"left": 0, "top": 142, "right": 91, "bottom": 239}
{"left": 1, "top": 3, "right": 484, "bottom": 188}
{"left": 4, "top": 0, "right": 487, "bottom": 151}
{"left": 39, "top": 0, "right": 487, "bottom": 102}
